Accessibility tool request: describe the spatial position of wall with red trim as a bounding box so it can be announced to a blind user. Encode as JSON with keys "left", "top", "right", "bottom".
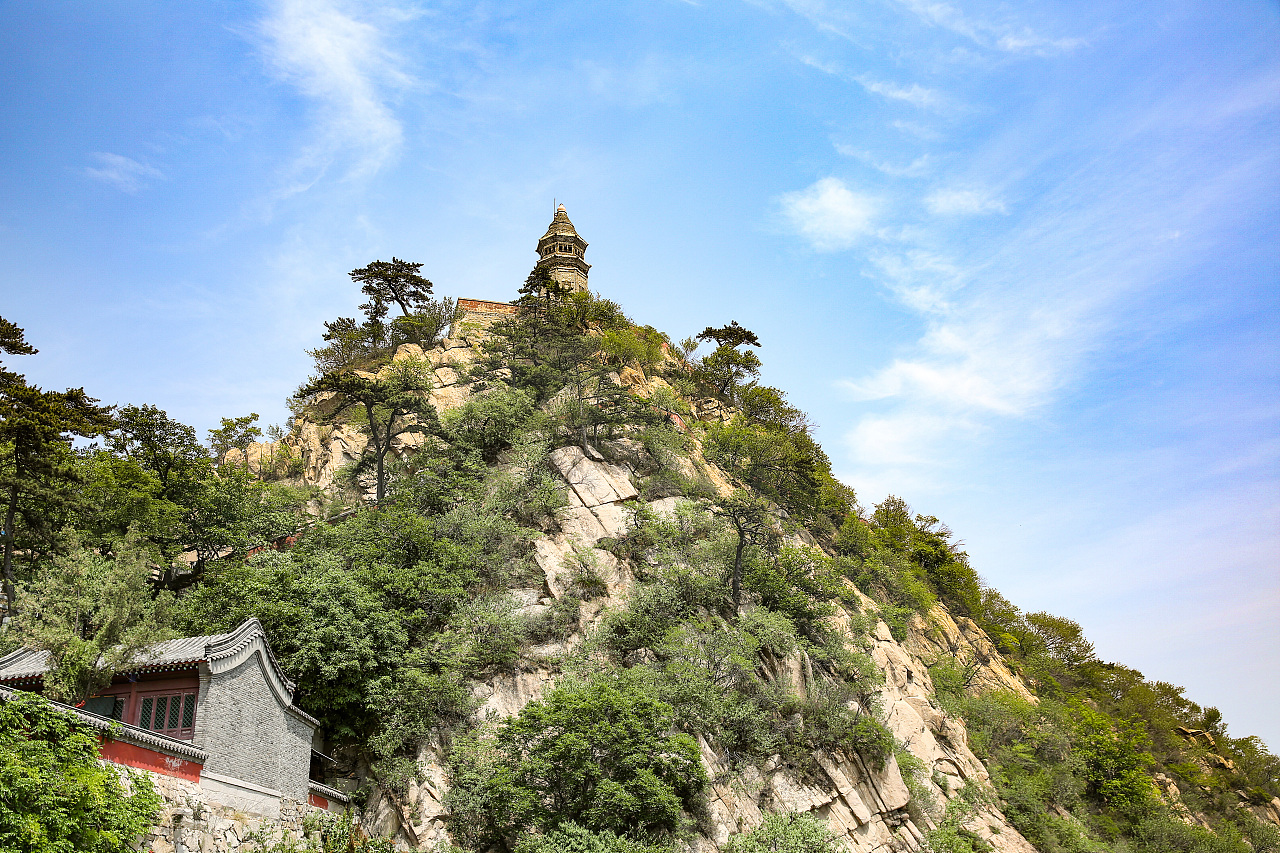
{"left": 458, "top": 298, "right": 516, "bottom": 314}
{"left": 100, "top": 738, "right": 202, "bottom": 782}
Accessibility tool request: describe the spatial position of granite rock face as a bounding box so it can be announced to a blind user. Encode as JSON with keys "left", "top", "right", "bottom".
{"left": 222, "top": 319, "right": 1043, "bottom": 852}
{"left": 353, "top": 419, "right": 1040, "bottom": 852}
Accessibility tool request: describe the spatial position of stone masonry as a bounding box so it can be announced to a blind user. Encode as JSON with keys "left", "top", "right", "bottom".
{"left": 197, "top": 652, "right": 315, "bottom": 804}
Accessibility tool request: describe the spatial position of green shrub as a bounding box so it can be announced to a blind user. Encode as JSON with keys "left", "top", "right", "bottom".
{"left": 923, "top": 788, "right": 993, "bottom": 853}
{"left": 724, "top": 812, "right": 839, "bottom": 853}
{"left": 446, "top": 672, "right": 707, "bottom": 849}
{"left": 443, "top": 384, "right": 537, "bottom": 463}
{"left": 780, "top": 682, "right": 895, "bottom": 769}
{"left": 0, "top": 691, "right": 163, "bottom": 853}
{"left": 515, "top": 821, "right": 672, "bottom": 853}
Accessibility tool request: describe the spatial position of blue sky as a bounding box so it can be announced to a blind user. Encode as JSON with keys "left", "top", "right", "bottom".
{"left": 1, "top": 0, "right": 1277, "bottom": 745}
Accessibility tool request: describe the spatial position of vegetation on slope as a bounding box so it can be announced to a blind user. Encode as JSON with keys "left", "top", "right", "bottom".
{"left": 0, "top": 258, "right": 1275, "bottom": 853}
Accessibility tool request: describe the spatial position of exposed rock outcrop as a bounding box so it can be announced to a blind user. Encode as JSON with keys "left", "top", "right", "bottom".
{"left": 226, "top": 322, "right": 1071, "bottom": 852}
{"left": 352, "top": 415, "right": 1038, "bottom": 852}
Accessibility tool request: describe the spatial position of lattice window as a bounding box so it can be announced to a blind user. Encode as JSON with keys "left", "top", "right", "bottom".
{"left": 134, "top": 690, "right": 197, "bottom": 740}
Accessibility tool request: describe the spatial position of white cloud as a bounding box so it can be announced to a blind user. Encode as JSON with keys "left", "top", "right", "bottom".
{"left": 257, "top": 0, "right": 411, "bottom": 190}
{"left": 836, "top": 145, "right": 933, "bottom": 178}
{"left": 846, "top": 412, "right": 965, "bottom": 466}
{"left": 779, "top": 177, "right": 877, "bottom": 251}
{"left": 894, "top": 0, "right": 1086, "bottom": 55}
{"left": 857, "top": 76, "right": 942, "bottom": 109}
{"left": 925, "top": 187, "right": 1007, "bottom": 215}
{"left": 840, "top": 309, "right": 1070, "bottom": 416}
{"left": 781, "top": 0, "right": 1085, "bottom": 58}
{"left": 869, "top": 250, "right": 963, "bottom": 313}
{"left": 796, "top": 53, "right": 943, "bottom": 111}
{"left": 85, "top": 153, "right": 161, "bottom": 192}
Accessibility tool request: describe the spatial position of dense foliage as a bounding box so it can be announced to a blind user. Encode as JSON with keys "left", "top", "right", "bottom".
{"left": 0, "top": 690, "right": 162, "bottom": 853}
{"left": 447, "top": 673, "right": 706, "bottom": 848}
{"left": 0, "top": 259, "right": 1274, "bottom": 853}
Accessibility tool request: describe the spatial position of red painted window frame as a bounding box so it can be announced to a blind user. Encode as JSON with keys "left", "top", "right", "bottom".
{"left": 95, "top": 672, "right": 200, "bottom": 740}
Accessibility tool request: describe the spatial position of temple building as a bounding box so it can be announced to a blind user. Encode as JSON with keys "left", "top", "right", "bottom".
{"left": 530, "top": 204, "right": 590, "bottom": 294}
{"left": 0, "top": 618, "right": 347, "bottom": 817}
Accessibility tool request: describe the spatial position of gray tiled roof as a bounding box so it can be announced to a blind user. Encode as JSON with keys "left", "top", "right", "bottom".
{"left": 0, "top": 620, "right": 280, "bottom": 684}
{"left": 0, "top": 648, "right": 51, "bottom": 682}
{"left": 135, "top": 629, "right": 238, "bottom": 667}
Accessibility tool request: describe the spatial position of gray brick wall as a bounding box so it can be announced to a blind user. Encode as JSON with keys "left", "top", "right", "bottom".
{"left": 194, "top": 652, "right": 312, "bottom": 800}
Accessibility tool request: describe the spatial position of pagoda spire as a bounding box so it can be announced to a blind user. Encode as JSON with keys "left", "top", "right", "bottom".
{"left": 530, "top": 204, "right": 590, "bottom": 294}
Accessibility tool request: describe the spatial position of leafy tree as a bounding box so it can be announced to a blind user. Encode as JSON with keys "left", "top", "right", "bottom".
{"left": 1073, "top": 705, "right": 1156, "bottom": 816}
{"left": 14, "top": 530, "right": 175, "bottom": 704}
{"left": 553, "top": 366, "right": 660, "bottom": 455}
{"left": 696, "top": 321, "right": 761, "bottom": 350}
{"left": 1024, "top": 611, "right": 1099, "bottom": 690}
{"left": 518, "top": 267, "right": 574, "bottom": 311}
{"left": 69, "top": 450, "right": 183, "bottom": 553}
{"left": 295, "top": 355, "right": 440, "bottom": 503}
{"left": 515, "top": 822, "right": 670, "bottom": 853}
{"left": 680, "top": 321, "right": 763, "bottom": 406}
{"left": 181, "top": 465, "right": 303, "bottom": 568}
{"left": 743, "top": 546, "right": 845, "bottom": 637}
{"left": 870, "top": 495, "right": 915, "bottom": 555}
{"left": 0, "top": 320, "right": 113, "bottom": 616}
{"left": 208, "top": 412, "right": 262, "bottom": 466}
{"left": 309, "top": 314, "right": 387, "bottom": 374}
{"left": 0, "top": 690, "right": 162, "bottom": 852}
{"left": 711, "top": 491, "right": 780, "bottom": 615}
{"left": 834, "top": 514, "right": 873, "bottom": 561}
{"left": 107, "top": 404, "right": 209, "bottom": 502}
{"left": 350, "top": 258, "right": 458, "bottom": 350}
{"left": 447, "top": 672, "right": 707, "bottom": 848}
{"left": 0, "top": 317, "right": 38, "bottom": 364}
{"left": 481, "top": 288, "right": 630, "bottom": 406}
{"left": 703, "top": 417, "right": 823, "bottom": 518}
{"left": 351, "top": 257, "right": 434, "bottom": 317}
{"left": 443, "top": 384, "right": 538, "bottom": 463}
{"left": 600, "top": 326, "right": 666, "bottom": 375}
{"left": 173, "top": 549, "right": 410, "bottom": 740}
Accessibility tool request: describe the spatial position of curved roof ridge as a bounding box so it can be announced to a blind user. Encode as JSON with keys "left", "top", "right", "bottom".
{"left": 204, "top": 617, "right": 296, "bottom": 694}
{"left": 0, "top": 616, "right": 296, "bottom": 694}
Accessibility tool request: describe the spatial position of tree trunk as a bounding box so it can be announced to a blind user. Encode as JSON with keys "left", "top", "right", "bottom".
{"left": 375, "top": 436, "right": 387, "bottom": 505}
{"left": 2, "top": 481, "right": 19, "bottom": 619}
{"left": 731, "top": 530, "right": 745, "bottom": 616}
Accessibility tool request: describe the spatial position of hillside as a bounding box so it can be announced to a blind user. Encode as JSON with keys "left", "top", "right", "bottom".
{"left": 1, "top": 275, "right": 1277, "bottom": 853}
{"left": 210, "top": 284, "right": 1280, "bottom": 852}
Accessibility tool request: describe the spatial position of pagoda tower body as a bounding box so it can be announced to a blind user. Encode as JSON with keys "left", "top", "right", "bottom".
{"left": 531, "top": 204, "right": 590, "bottom": 294}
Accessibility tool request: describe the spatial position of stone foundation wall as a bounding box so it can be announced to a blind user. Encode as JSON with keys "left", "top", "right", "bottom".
{"left": 127, "top": 769, "right": 328, "bottom": 853}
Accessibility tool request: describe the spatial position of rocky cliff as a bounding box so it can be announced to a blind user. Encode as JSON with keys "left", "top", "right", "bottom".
{"left": 231, "top": 314, "right": 1278, "bottom": 853}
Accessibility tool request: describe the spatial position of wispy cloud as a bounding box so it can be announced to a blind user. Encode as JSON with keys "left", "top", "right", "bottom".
{"left": 925, "top": 187, "right": 1007, "bottom": 215}
{"left": 857, "top": 76, "right": 942, "bottom": 109}
{"left": 779, "top": 177, "right": 877, "bottom": 251}
{"left": 796, "top": 53, "right": 944, "bottom": 110}
{"left": 779, "top": 0, "right": 1084, "bottom": 57}
{"left": 840, "top": 305, "right": 1084, "bottom": 416}
{"left": 85, "top": 153, "right": 161, "bottom": 192}
{"left": 868, "top": 250, "right": 963, "bottom": 313}
{"left": 836, "top": 145, "right": 933, "bottom": 178}
{"left": 893, "top": 0, "right": 1086, "bottom": 55}
{"left": 257, "top": 0, "right": 412, "bottom": 194}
